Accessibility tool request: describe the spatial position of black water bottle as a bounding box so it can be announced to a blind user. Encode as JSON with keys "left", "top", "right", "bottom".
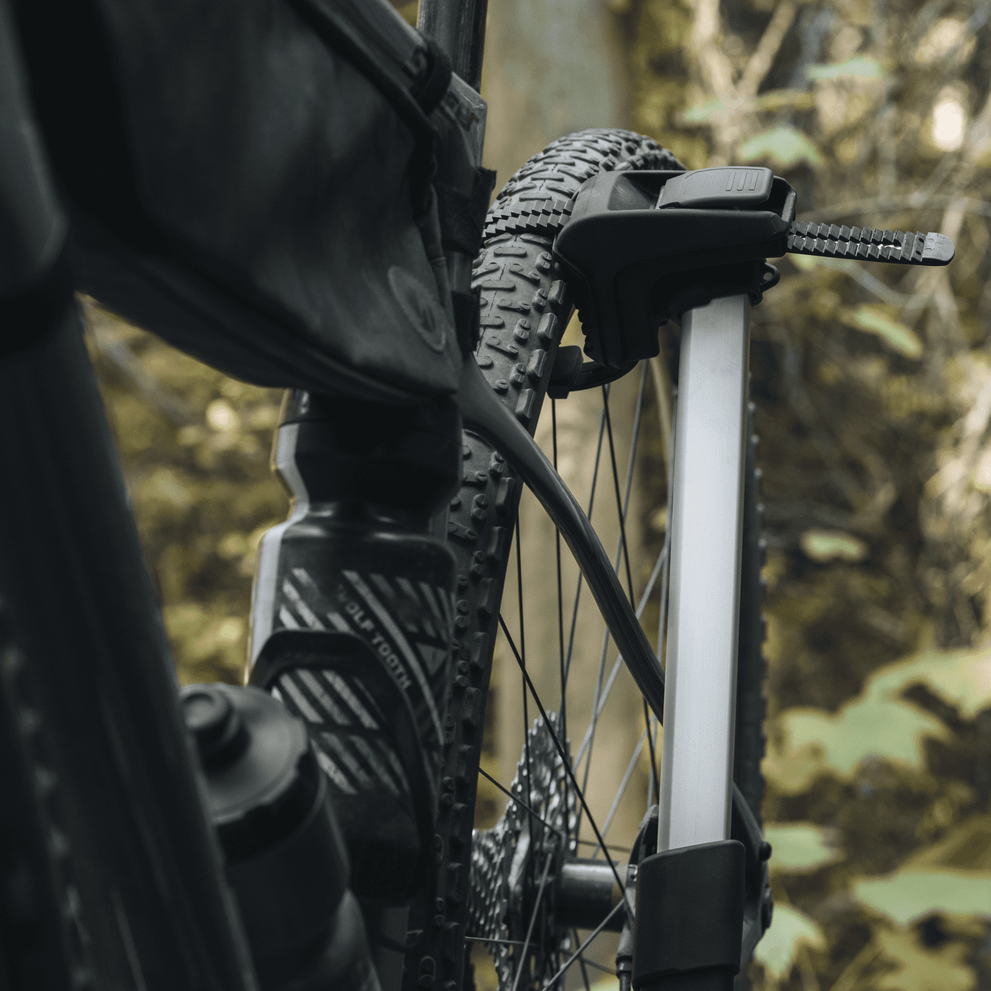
{"left": 247, "top": 392, "right": 461, "bottom": 902}
{"left": 180, "top": 683, "right": 381, "bottom": 991}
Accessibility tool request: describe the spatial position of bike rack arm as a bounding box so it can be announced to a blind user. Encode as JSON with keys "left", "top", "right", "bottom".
{"left": 659, "top": 294, "right": 749, "bottom": 852}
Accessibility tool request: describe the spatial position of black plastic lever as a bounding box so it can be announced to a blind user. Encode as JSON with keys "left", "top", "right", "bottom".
{"left": 552, "top": 169, "right": 795, "bottom": 367}
{"left": 656, "top": 166, "right": 775, "bottom": 209}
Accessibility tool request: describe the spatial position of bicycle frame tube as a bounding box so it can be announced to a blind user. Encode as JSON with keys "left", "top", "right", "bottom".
{"left": 658, "top": 294, "right": 750, "bottom": 852}
{"left": 0, "top": 304, "right": 258, "bottom": 990}
{"left": 0, "top": 12, "right": 258, "bottom": 982}
{"left": 417, "top": 0, "right": 488, "bottom": 91}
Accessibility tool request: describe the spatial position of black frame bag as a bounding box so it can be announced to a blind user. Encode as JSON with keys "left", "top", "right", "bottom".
{"left": 9, "top": 0, "right": 476, "bottom": 402}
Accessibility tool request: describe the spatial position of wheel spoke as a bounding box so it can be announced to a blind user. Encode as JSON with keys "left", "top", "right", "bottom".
{"left": 649, "top": 392, "right": 676, "bottom": 810}
{"left": 477, "top": 766, "right": 566, "bottom": 840}
{"left": 498, "top": 616, "right": 628, "bottom": 899}
{"left": 576, "top": 957, "right": 614, "bottom": 975}
{"left": 573, "top": 933, "right": 594, "bottom": 991}
{"left": 643, "top": 698, "right": 659, "bottom": 799}
{"left": 657, "top": 392, "right": 677, "bottom": 669}
{"left": 538, "top": 901, "right": 626, "bottom": 991}
{"left": 515, "top": 527, "right": 536, "bottom": 849}
{"left": 574, "top": 367, "right": 649, "bottom": 838}
{"left": 561, "top": 408, "right": 607, "bottom": 692}
{"left": 509, "top": 841, "right": 556, "bottom": 991}
{"left": 575, "top": 625, "right": 613, "bottom": 839}
{"left": 572, "top": 656, "right": 623, "bottom": 776}
{"left": 644, "top": 700, "right": 660, "bottom": 804}
{"left": 602, "top": 372, "right": 646, "bottom": 604}
{"left": 571, "top": 538, "right": 668, "bottom": 773}
{"left": 552, "top": 398, "right": 566, "bottom": 746}
{"left": 591, "top": 726, "right": 649, "bottom": 858}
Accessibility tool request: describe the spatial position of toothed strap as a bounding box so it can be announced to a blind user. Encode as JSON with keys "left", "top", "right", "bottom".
{"left": 786, "top": 221, "right": 954, "bottom": 265}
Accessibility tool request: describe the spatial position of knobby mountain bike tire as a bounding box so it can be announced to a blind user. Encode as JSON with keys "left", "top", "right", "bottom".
{"left": 402, "top": 129, "right": 767, "bottom": 991}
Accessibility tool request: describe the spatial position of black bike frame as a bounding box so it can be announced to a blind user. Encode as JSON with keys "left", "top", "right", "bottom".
{"left": 417, "top": 0, "right": 488, "bottom": 92}
{"left": 0, "top": 4, "right": 257, "bottom": 981}
{"left": 0, "top": 303, "right": 259, "bottom": 989}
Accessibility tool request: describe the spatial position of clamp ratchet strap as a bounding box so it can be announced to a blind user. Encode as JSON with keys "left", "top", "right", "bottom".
{"left": 786, "top": 221, "right": 955, "bottom": 265}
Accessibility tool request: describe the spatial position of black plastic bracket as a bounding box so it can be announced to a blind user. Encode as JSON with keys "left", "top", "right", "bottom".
{"left": 552, "top": 168, "right": 796, "bottom": 369}
{"left": 632, "top": 840, "right": 746, "bottom": 991}
{"left": 654, "top": 259, "right": 780, "bottom": 326}
{"left": 552, "top": 164, "right": 952, "bottom": 371}
{"left": 547, "top": 345, "right": 638, "bottom": 399}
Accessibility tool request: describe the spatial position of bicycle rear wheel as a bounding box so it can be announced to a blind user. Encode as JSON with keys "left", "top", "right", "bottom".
{"left": 403, "top": 129, "right": 766, "bottom": 991}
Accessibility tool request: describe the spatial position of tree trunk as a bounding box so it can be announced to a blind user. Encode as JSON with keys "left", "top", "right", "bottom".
{"left": 482, "top": 0, "right": 650, "bottom": 856}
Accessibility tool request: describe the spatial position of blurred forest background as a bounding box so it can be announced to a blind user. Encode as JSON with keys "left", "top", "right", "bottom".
{"left": 84, "top": 0, "right": 991, "bottom": 988}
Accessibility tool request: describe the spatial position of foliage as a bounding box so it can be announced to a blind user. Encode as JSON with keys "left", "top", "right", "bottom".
{"left": 766, "top": 645, "right": 991, "bottom": 792}
{"left": 741, "top": 125, "right": 824, "bottom": 169}
{"left": 870, "top": 926, "right": 977, "bottom": 991}
{"left": 839, "top": 304, "right": 923, "bottom": 359}
{"left": 854, "top": 866, "right": 991, "bottom": 924}
{"left": 754, "top": 903, "right": 828, "bottom": 982}
{"left": 627, "top": 0, "right": 991, "bottom": 985}
{"left": 764, "top": 823, "right": 842, "bottom": 872}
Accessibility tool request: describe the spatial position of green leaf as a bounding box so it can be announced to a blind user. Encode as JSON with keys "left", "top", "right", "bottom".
{"left": 752, "top": 89, "right": 817, "bottom": 113}
{"left": 866, "top": 648, "right": 991, "bottom": 720}
{"left": 800, "top": 528, "right": 868, "bottom": 562}
{"left": 767, "top": 699, "right": 947, "bottom": 793}
{"left": 764, "top": 823, "right": 841, "bottom": 872}
{"left": 768, "top": 646, "right": 991, "bottom": 792}
{"left": 853, "top": 868, "right": 991, "bottom": 925}
{"left": 807, "top": 56, "right": 889, "bottom": 81}
{"left": 684, "top": 91, "right": 815, "bottom": 123}
{"left": 873, "top": 927, "right": 975, "bottom": 991}
{"left": 682, "top": 98, "right": 727, "bottom": 123}
{"left": 841, "top": 305, "right": 923, "bottom": 359}
{"left": 740, "top": 126, "right": 823, "bottom": 168}
{"left": 766, "top": 696, "right": 947, "bottom": 794}
{"left": 753, "top": 904, "right": 825, "bottom": 981}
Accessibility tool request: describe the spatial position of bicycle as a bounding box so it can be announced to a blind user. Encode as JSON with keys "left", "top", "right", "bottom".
{"left": 0, "top": 0, "right": 954, "bottom": 988}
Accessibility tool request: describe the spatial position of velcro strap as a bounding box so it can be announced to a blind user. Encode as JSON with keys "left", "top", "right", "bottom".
{"left": 451, "top": 287, "right": 481, "bottom": 355}
{"left": 435, "top": 167, "right": 496, "bottom": 256}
